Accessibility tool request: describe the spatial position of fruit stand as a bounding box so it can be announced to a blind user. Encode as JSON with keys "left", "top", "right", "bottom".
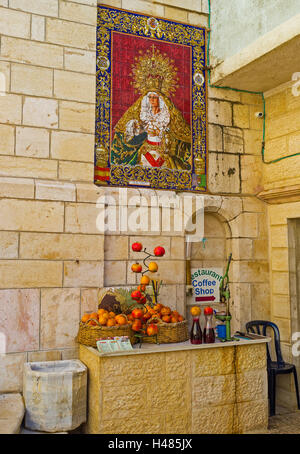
{"left": 79, "top": 338, "right": 270, "bottom": 434}
{"left": 76, "top": 242, "right": 270, "bottom": 434}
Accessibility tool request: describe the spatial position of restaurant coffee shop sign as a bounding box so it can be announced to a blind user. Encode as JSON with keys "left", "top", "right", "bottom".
{"left": 191, "top": 268, "right": 223, "bottom": 303}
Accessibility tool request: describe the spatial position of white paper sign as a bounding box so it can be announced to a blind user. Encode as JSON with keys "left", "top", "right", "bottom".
{"left": 191, "top": 268, "right": 223, "bottom": 303}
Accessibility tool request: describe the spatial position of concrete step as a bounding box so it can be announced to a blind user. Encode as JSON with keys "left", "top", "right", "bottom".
{"left": 0, "top": 394, "right": 25, "bottom": 434}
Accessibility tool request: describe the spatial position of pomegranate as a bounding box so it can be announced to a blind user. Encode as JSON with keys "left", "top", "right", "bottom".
{"left": 147, "top": 324, "right": 158, "bottom": 336}
{"left": 132, "top": 242, "right": 143, "bottom": 252}
{"left": 131, "top": 290, "right": 142, "bottom": 301}
{"left": 131, "top": 263, "right": 142, "bottom": 273}
{"left": 132, "top": 308, "right": 144, "bottom": 319}
{"left": 131, "top": 319, "right": 142, "bottom": 332}
{"left": 204, "top": 306, "right": 213, "bottom": 315}
{"left": 154, "top": 246, "right": 165, "bottom": 257}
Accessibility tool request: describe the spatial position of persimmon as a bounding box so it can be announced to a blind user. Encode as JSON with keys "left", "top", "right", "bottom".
{"left": 107, "top": 318, "right": 116, "bottom": 327}
{"left": 90, "top": 312, "right": 99, "bottom": 320}
{"left": 170, "top": 316, "right": 179, "bottom": 323}
{"left": 162, "top": 315, "right": 171, "bottom": 323}
{"left": 153, "top": 303, "right": 163, "bottom": 312}
{"left": 178, "top": 315, "right": 184, "bottom": 322}
{"left": 108, "top": 311, "right": 116, "bottom": 318}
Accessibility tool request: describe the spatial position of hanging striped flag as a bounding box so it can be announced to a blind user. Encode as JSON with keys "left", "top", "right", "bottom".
{"left": 95, "top": 166, "right": 110, "bottom": 182}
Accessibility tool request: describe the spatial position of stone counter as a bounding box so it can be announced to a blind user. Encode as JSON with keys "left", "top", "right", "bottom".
{"left": 79, "top": 338, "right": 270, "bottom": 434}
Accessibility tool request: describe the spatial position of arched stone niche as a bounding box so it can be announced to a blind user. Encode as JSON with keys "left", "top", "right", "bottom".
{"left": 185, "top": 195, "right": 247, "bottom": 334}
{"left": 186, "top": 204, "right": 233, "bottom": 331}
{"left": 100, "top": 189, "right": 252, "bottom": 333}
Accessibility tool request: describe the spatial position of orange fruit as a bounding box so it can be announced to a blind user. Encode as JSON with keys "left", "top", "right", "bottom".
{"left": 98, "top": 315, "right": 108, "bottom": 326}
{"left": 137, "top": 284, "right": 146, "bottom": 292}
{"left": 108, "top": 311, "right": 116, "bottom": 318}
{"left": 162, "top": 315, "right": 171, "bottom": 323}
{"left": 127, "top": 314, "right": 134, "bottom": 321}
{"left": 190, "top": 306, "right": 201, "bottom": 317}
{"left": 161, "top": 307, "right": 171, "bottom": 316}
{"left": 81, "top": 313, "right": 90, "bottom": 323}
{"left": 171, "top": 316, "right": 179, "bottom": 323}
{"left": 172, "top": 310, "right": 180, "bottom": 317}
{"left": 97, "top": 308, "right": 105, "bottom": 315}
{"left": 147, "top": 324, "right": 158, "bottom": 336}
{"left": 132, "top": 319, "right": 142, "bottom": 332}
{"left": 90, "top": 312, "right": 99, "bottom": 320}
{"left": 178, "top": 315, "right": 184, "bottom": 322}
{"left": 115, "top": 314, "right": 127, "bottom": 325}
{"left": 88, "top": 319, "right": 98, "bottom": 326}
{"left": 153, "top": 303, "right": 163, "bottom": 312}
{"left": 148, "top": 262, "right": 158, "bottom": 272}
{"left": 140, "top": 275, "right": 150, "bottom": 285}
{"left": 107, "top": 318, "right": 116, "bottom": 327}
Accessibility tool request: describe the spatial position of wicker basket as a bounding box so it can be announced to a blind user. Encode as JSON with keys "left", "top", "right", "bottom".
{"left": 76, "top": 319, "right": 135, "bottom": 347}
{"left": 141, "top": 319, "right": 189, "bottom": 344}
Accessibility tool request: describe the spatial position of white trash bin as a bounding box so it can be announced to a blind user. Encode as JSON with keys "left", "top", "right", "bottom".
{"left": 23, "top": 360, "right": 87, "bottom": 433}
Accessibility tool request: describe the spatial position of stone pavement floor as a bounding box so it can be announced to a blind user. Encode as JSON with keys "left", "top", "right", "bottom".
{"left": 249, "top": 406, "right": 300, "bottom": 434}
{"left": 19, "top": 408, "right": 300, "bottom": 434}
{"left": 266, "top": 406, "right": 300, "bottom": 434}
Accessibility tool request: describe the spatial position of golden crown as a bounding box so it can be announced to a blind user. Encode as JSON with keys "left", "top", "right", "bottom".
{"left": 130, "top": 44, "right": 179, "bottom": 97}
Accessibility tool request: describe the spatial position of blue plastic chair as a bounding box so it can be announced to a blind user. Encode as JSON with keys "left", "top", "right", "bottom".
{"left": 246, "top": 320, "right": 300, "bottom": 416}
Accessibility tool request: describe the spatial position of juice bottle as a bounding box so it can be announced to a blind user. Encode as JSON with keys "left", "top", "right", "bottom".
{"left": 190, "top": 317, "right": 202, "bottom": 344}
{"left": 203, "top": 307, "right": 215, "bottom": 344}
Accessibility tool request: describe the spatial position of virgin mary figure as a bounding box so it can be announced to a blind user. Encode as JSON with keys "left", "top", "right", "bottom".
{"left": 111, "top": 46, "right": 192, "bottom": 171}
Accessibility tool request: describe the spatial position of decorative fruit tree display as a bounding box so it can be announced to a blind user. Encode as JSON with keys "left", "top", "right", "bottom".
{"left": 77, "top": 243, "right": 188, "bottom": 347}
{"left": 129, "top": 242, "right": 186, "bottom": 344}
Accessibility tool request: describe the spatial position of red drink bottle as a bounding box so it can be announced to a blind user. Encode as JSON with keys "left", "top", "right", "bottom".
{"left": 203, "top": 312, "right": 215, "bottom": 344}
{"left": 190, "top": 317, "right": 202, "bottom": 344}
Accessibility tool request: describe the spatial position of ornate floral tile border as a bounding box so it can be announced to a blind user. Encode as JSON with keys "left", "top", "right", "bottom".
{"left": 95, "top": 5, "right": 207, "bottom": 192}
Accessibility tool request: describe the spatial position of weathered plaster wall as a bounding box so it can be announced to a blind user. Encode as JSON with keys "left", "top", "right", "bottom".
{"left": 0, "top": 0, "right": 270, "bottom": 394}
{"left": 210, "top": 0, "right": 300, "bottom": 63}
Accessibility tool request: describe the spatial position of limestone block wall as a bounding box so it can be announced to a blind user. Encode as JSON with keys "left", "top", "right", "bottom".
{"left": 264, "top": 84, "right": 300, "bottom": 191}
{"left": 79, "top": 343, "right": 268, "bottom": 434}
{"left": 260, "top": 84, "right": 300, "bottom": 408}
{"left": 0, "top": 0, "right": 270, "bottom": 394}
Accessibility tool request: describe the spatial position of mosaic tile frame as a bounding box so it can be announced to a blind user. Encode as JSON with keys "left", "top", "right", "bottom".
{"left": 95, "top": 5, "right": 207, "bottom": 192}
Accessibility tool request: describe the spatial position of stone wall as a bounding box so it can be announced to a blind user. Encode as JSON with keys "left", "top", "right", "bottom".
{"left": 79, "top": 342, "right": 268, "bottom": 434}
{"left": 0, "top": 0, "right": 270, "bottom": 394}
{"left": 261, "top": 83, "right": 300, "bottom": 408}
